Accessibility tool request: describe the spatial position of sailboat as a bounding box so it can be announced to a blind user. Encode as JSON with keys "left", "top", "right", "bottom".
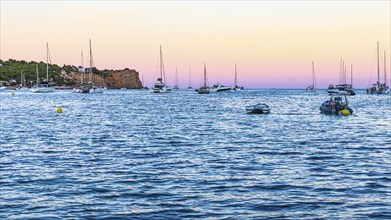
{"left": 197, "top": 63, "right": 210, "bottom": 94}
{"left": 173, "top": 67, "right": 179, "bottom": 90}
{"left": 74, "top": 50, "right": 90, "bottom": 93}
{"left": 327, "top": 58, "right": 355, "bottom": 95}
{"left": 367, "top": 42, "right": 389, "bottom": 94}
{"left": 17, "top": 70, "right": 29, "bottom": 91}
{"left": 87, "top": 39, "right": 104, "bottom": 93}
{"left": 152, "top": 45, "right": 171, "bottom": 93}
{"left": 233, "top": 63, "right": 244, "bottom": 90}
{"left": 30, "top": 43, "right": 55, "bottom": 93}
{"left": 306, "top": 61, "right": 317, "bottom": 92}
{"left": 187, "top": 67, "right": 193, "bottom": 90}
{"left": 142, "top": 74, "right": 149, "bottom": 89}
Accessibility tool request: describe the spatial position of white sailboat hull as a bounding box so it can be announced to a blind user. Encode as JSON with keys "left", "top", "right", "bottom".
{"left": 30, "top": 87, "right": 55, "bottom": 93}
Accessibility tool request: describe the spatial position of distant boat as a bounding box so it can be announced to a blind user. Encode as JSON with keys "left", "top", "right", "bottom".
{"left": 152, "top": 45, "right": 171, "bottom": 93}
{"left": 120, "top": 73, "right": 127, "bottom": 90}
{"left": 210, "top": 83, "right": 231, "bottom": 92}
{"left": 327, "top": 58, "right": 355, "bottom": 96}
{"left": 74, "top": 50, "right": 90, "bottom": 93}
{"left": 187, "top": 67, "right": 193, "bottom": 90}
{"left": 17, "top": 70, "right": 29, "bottom": 91}
{"left": 142, "top": 74, "right": 148, "bottom": 89}
{"left": 197, "top": 63, "right": 210, "bottom": 94}
{"left": 30, "top": 43, "right": 55, "bottom": 93}
{"left": 306, "top": 61, "right": 316, "bottom": 92}
{"left": 233, "top": 63, "right": 244, "bottom": 90}
{"left": 173, "top": 67, "right": 179, "bottom": 90}
{"left": 87, "top": 39, "right": 104, "bottom": 93}
{"left": 367, "top": 42, "right": 389, "bottom": 94}
{"left": 0, "top": 82, "right": 6, "bottom": 91}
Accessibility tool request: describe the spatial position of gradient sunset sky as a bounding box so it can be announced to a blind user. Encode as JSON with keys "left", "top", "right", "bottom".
{"left": 1, "top": 1, "right": 390, "bottom": 88}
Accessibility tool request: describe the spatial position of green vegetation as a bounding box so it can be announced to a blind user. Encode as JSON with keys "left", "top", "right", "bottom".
{"left": 0, "top": 59, "right": 62, "bottom": 86}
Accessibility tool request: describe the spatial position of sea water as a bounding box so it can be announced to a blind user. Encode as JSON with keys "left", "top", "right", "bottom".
{"left": 0, "top": 89, "right": 390, "bottom": 219}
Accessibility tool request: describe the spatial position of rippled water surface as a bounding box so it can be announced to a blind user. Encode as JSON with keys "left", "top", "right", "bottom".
{"left": 1, "top": 89, "right": 390, "bottom": 219}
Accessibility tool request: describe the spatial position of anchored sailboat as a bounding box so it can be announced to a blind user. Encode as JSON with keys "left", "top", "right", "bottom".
{"left": 197, "top": 63, "right": 210, "bottom": 94}
{"left": 173, "top": 67, "right": 179, "bottom": 90}
{"left": 87, "top": 39, "right": 104, "bottom": 93}
{"left": 74, "top": 50, "right": 90, "bottom": 93}
{"left": 187, "top": 67, "right": 193, "bottom": 90}
{"left": 306, "top": 61, "right": 316, "bottom": 92}
{"left": 327, "top": 58, "right": 355, "bottom": 95}
{"left": 233, "top": 63, "right": 244, "bottom": 90}
{"left": 367, "top": 42, "right": 389, "bottom": 94}
{"left": 30, "top": 43, "right": 55, "bottom": 93}
{"left": 152, "top": 45, "right": 171, "bottom": 93}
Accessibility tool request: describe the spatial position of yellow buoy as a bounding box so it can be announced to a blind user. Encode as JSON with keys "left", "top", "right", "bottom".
{"left": 11, "top": 91, "right": 15, "bottom": 96}
{"left": 340, "top": 109, "right": 351, "bottom": 116}
{"left": 56, "top": 107, "right": 63, "bottom": 113}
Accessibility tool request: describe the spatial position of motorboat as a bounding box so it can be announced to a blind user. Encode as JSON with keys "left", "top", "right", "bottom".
{"left": 210, "top": 83, "right": 231, "bottom": 92}
{"left": 319, "top": 94, "right": 353, "bottom": 115}
{"left": 327, "top": 84, "right": 355, "bottom": 96}
{"left": 246, "top": 103, "right": 271, "bottom": 114}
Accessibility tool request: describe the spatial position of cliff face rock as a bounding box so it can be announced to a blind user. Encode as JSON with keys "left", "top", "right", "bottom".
{"left": 65, "top": 69, "right": 142, "bottom": 89}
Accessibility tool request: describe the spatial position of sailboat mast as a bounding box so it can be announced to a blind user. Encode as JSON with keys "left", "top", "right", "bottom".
{"left": 175, "top": 67, "right": 178, "bottom": 88}
{"left": 204, "top": 63, "right": 207, "bottom": 86}
{"left": 46, "top": 43, "right": 49, "bottom": 82}
{"left": 81, "top": 50, "right": 84, "bottom": 84}
{"left": 89, "top": 39, "right": 93, "bottom": 83}
{"left": 189, "top": 67, "right": 191, "bottom": 88}
{"left": 377, "top": 41, "right": 380, "bottom": 83}
{"left": 384, "top": 50, "right": 387, "bottom": 85}
{"left": 160, "top": 45, "right": 164, "bottom": 82}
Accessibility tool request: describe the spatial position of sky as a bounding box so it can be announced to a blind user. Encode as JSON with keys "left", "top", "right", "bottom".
{"left": 1, "top": 0, "right": 390, "bottom": 88}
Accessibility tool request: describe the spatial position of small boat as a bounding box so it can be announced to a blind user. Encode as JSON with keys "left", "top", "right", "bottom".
{"left": 367, "top": 42, "right": 389, "bottom": 94}
{"left": 210, "top": 83, "right": 231, "bottom": 92}
{"left": 198, "top": 63, "right": 210, "bottom": 94}
{"left": 246, "top": 103, "right": 271, "bottom": 114}
{"left": 152, "top": 46, "right": 171, "bottom": 93}
{"left": 0, "top": 82, "right": 6, "bottom": 91}
{"left": 319, "top": 94, "right": 353, "bottom": 115}
{"left": 30, "top": 44, "right": 55, "bottom": 93}
{"left": 306, "top": 61, "right": 317, "bottom": 92}
{"left": 74, "top": 51, "right": 90, "bottom": 93}
{"left": 173, "top": 67, "right": 179, "bottom": 90}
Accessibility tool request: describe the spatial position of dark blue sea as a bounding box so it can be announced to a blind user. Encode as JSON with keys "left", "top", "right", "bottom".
{"left": 1, "top": 89, "right": 390, "bottom": 219}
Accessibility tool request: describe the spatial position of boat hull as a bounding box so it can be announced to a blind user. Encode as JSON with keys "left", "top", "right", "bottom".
{"left": 30, "top": 87, "right": 55, "bottom": 93}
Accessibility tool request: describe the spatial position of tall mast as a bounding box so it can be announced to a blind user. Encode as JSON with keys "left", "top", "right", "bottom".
{"left": 89, "top": 39, "right": 93, "bottom": 83}
{"left": 384, "top": 50, "right": 387, "bottom": 85}
{"left": 344, "top": 64, "right": 346, "bottom": 84}
{"left": 377, "top": 41, "right": 380, "bottom": 84}
{"left": 339, "top": 57, "right": 343, "bottom": 84}
{"left": 46, "top": 43, "right": 49, "bottom": 82}
{"left": 160, "top": 45, "right": 165, "bottom": 82}
{"left": 351, "top": 64, "right": 353, "bottom": 86}
{"left": 81, "top": 50, "right": 84, "bottom": 84}
{"left": 234, "top": 63, "right": 237, "bottom": 87}
{"left": 204, "top": 63, "right": 207, "bottom": 86}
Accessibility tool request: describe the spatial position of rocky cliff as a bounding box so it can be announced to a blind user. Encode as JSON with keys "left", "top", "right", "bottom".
{"left": 64, "top": 69, "right": 143, "bottom": 89}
